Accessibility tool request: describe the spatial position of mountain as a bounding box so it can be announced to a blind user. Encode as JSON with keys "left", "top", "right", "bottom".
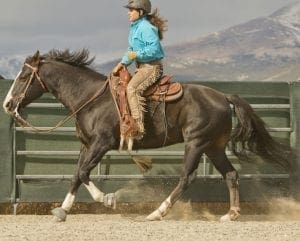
{"left": 0, "top": 55, "right": 23, "bottom": 79}
{"left": 0, "top": 75, "right": 4, "bottom": 79}
{"left": 163, "top": 2, "right": 300, "bottom": 82}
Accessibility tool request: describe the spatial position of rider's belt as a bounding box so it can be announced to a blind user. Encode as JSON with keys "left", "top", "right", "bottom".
{"left": 136, "top": 60, "right": 162, "bottom": 68}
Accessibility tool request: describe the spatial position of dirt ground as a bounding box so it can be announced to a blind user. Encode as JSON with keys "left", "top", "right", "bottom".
{"left": 0, "top": 214, "right": 299, "bottom": 241}
{"left": 0, "top": 198, "right": 300, "bottom": 241}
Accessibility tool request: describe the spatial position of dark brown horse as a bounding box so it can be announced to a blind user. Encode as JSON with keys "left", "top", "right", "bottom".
{"left": 3, "top": 49, "right": 295, "bottom": 221}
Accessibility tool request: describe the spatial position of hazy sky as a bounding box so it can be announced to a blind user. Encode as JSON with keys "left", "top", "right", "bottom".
{"left": 0, "top": 0, "right": 299, "bottom": 62}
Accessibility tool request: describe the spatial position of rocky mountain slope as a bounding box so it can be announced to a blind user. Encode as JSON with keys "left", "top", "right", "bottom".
{"left": 0, "top": 56, "right": 22, "bottom": 80}
{"left": 163, "top": 2, "right": 300, "bottom": 81}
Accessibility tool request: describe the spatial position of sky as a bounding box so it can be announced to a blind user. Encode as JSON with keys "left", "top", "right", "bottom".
{"left": 0, "top": 0, "right": 299, "bottom": 63}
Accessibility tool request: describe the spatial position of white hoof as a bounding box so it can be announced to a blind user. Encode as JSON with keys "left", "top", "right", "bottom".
{"left": 51, "top": 207, "right": 67, "bottom": 222}
{"left": 103, "top": 193, "right": 117, "bottom": 209}
{"left": 220, "top": 213, "right": 232, "bottom": 222}
{"left": 220, "top": 209, "right": 240, "bottom": 222}
{"left": 146, "top": 210, "right": 162, "bottom": 221}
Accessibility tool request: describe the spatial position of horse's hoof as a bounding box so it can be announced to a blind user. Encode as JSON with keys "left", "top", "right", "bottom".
{"left": 146, "top": 210, "right": 162, "bottom": 221}
{"left": 103, "top": 193, "right": 116, "bottom": 209}
{"left": 220, "top": 213, "right": 232, "bottom": 222}
{"left": 51, "top": 207, "right": 67, "bottom": 222}
{"left": 220, "top": 210, "right": 240, "bottom": 222}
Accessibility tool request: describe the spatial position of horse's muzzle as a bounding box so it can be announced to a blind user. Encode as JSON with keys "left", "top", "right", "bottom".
{"left": 3, "top": 99, "right": 27, "bottom": 126}
{"left": 3, "top": 99, "right": 14, "bottom": 114}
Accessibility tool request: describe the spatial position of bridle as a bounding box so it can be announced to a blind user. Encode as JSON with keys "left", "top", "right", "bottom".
{"left": 12, "top": 62, "right": 48, "bottom": 129}
{"left": 24, "top": 63, "right": 48, "bottom": 91}
{"left": 13, "top": 63, "right": 47, "bottom": 109}
{"left": 12, "top": 62, "right": 109, "bottom": 133}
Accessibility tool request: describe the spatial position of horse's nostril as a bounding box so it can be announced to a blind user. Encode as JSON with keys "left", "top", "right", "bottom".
{"left": 3, "top": 100, "right": 12, "bottom": 112}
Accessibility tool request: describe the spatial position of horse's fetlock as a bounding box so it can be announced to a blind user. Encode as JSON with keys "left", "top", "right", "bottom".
{"left": 226, "top": 170, "right": 239, "bottom": 187}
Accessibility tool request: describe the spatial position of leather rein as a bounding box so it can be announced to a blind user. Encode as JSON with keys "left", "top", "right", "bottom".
{"left": 13, "top": 63, "right": 109, "bottom": 133}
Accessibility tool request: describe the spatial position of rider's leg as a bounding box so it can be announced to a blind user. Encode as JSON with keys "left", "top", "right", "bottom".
{"left": 127, "top": 62, "right": 163, "bottom": 137}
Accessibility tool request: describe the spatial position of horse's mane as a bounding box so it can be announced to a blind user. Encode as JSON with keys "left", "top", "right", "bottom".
{"left": 42, "top": 49, "right": 95, "bottom": 67}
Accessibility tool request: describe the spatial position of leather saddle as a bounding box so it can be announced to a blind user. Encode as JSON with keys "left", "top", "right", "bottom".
{"left": 143, "top": 75, "right": 183, "bottom": 101}
{"left": 109, "top": 67, "right": 183, "bottom": 140}
{"left": 111, "top": 67, "right": 183, "bottom": 102}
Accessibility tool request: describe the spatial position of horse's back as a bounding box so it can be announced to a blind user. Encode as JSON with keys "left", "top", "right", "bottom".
{"left": 180, "top": 83, "right": 231, "bottom": 114}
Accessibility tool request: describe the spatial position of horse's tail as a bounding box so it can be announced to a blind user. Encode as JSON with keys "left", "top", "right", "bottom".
{"left": 226, "top": 94, "right": 296, "bottom": 172}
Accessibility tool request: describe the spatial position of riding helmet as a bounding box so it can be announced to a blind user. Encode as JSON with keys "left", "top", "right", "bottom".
{"left": 124, "top": 0, "right": 151, "bottom": 14}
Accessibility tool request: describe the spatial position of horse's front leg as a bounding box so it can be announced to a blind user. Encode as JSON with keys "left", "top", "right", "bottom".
{"left": 51, "top": 146, "right": 86, "bottom": 221}
{"left": 52, "top": 140, "right": 115, "bottom": 221}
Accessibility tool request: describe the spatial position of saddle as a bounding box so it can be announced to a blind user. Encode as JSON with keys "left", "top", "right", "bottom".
{"left": 109, "top": 67, "right": 183, "bottom": 143}
{"left": 143, "top": 75, "right": 183, "bottom": 102}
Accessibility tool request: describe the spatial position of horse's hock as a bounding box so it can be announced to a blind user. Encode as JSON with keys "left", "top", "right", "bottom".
{"left": 0, "top": 79, "right": 300, "bottom": 213}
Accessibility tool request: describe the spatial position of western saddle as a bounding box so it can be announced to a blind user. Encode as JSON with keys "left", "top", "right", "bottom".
{"left": 109, "top": 67, "right": 183, "bottom": 147}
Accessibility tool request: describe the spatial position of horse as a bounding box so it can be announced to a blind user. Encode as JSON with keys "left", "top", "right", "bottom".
{"left": 3, "top": 49, "right": 295, "bottom": 222}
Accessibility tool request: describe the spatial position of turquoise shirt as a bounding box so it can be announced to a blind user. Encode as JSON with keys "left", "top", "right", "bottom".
{"left": 121, "top": 16, "right": 164, "bottom": 66}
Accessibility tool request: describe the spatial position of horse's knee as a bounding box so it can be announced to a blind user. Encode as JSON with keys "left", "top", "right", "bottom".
{"left": 225, "top": 170, "right": 239, "bottom": 188}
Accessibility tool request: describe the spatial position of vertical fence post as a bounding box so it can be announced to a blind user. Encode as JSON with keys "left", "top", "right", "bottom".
{"left": 0, "top": 80, "right": 14, "bottom": 203}
{"left": 289, "top": 80, "right": 300, "bottom": 199}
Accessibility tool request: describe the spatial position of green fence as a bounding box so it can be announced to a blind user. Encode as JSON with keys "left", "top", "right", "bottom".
{"left": 0, "top": 79, "right": 299, "bottom": 203}
{"left": 0, "top": 81, "right": 13, "bottom": 202}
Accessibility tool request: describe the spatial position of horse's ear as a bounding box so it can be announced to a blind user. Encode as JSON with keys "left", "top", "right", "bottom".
{"left": 32, "top": 50, "right": 40, "bottom": 64}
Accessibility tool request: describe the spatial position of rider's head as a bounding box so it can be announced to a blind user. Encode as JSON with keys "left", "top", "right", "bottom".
{"left": 124, "top": 0, "right": 151, "bottom": 20}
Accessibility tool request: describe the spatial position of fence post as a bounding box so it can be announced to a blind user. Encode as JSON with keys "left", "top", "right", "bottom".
{"left": 289, "top": 80, "right": 300, "bottom": 200}
{"left": 0, "top": 80, "right": 14, "bottom": 203}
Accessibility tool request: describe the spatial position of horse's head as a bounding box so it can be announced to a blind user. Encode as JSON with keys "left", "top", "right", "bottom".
{"left": 3, "top": 50, "right": 47, "bottom": 123}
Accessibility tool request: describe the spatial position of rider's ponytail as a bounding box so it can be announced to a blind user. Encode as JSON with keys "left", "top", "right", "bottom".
{"left": 146, "top": 8, "right": 168, "bottom": 40}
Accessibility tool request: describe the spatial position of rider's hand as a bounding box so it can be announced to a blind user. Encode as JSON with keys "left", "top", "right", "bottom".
{"left": 127, "top": 51, "right": 137, "bottom": 61}
{"left": 112, "top": 62, "right": 124, "bottom": 76}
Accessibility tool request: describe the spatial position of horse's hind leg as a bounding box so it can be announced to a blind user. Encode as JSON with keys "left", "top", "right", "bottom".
{"left": 206, "top": 148, "right": 240, "bottom": 221}
{"left": 146, "top": 140, "right": 205, "bottom": 221}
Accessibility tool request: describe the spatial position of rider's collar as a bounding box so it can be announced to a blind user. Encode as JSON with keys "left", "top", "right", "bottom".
{"left": 131, "top": 16, "right": 146, "bottom": 26}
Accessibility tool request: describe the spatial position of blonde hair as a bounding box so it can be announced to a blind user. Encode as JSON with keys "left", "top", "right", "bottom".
{"left": 146, "top": 8, "right": 168, "bottom": 40}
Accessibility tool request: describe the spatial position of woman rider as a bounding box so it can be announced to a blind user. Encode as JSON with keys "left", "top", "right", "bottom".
{"left": 113, "top": 0, "right": 167, "bottom": 139}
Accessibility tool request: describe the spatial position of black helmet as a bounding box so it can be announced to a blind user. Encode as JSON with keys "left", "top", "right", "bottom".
{"left": 124, "top": 0, "right": 151, "bottom": 14}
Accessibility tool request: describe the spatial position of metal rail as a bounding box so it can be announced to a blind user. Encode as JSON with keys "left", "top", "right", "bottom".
{"left": 16, "top": 150, "right": 186, "bottom": 156}
{"left": 15, "top": 127, "right": 292, "bottom": 133}
{"left": 16, "top": 173, "right": 289, "bottom": 181}
{"left": 27, "top": 103, "right": 291, "bottom": 109}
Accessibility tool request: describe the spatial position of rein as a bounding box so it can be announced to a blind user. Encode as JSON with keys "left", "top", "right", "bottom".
{"left": 14, "top": 63, "right": 109, "bottom": 133}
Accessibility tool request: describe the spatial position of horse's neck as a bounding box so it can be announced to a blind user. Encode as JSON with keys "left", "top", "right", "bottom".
{"left": 45, "top": 66, "right": 106, "bottom": 112}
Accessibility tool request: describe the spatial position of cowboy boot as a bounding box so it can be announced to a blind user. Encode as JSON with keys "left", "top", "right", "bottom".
{"left": 134, "top": 118, "right": 145, "bottom": 140}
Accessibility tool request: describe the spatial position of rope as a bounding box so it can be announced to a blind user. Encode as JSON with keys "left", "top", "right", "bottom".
{"left": 16, "top": 80, "right": 109, "bottom": 133}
